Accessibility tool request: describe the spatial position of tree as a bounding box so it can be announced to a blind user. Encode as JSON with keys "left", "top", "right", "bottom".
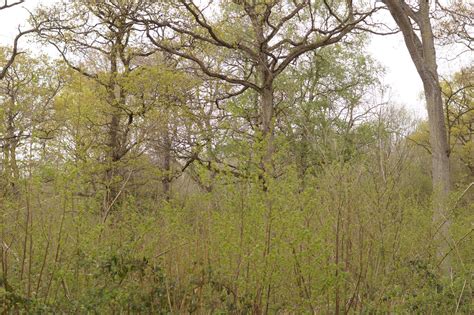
{"left": 277, "top": 41, "right": 381, "bottom": 177}
{"left": 36, "top": 0, "right": 161, "bottom": 215}
{"left": 143, "top": 0, "right": 376, "bottom": 178}
{"left": 380, "top": 0, "right": 452, "bottom": 272}
{"left": 442, "top": 66, "right": 473, "bottom": 179}
{"left": 0, "top": 50, "right": 62, "bottom": 193}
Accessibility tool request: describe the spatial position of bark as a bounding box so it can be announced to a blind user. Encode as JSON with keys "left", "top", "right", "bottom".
{"left": 260, "top": 85, "right": 275, "bottom": 176}
{"left": 103, "top": 50, "right": 123, "bottom": 215}
{"left": 9, "top": 138, "right": 19, "bottom": 189}
{"left": 103, "top": 35, "right": 135, "bottom": 216}
{"left": 383, "top": 0, "right": 451, "bottom": 273}
{"left": 104, "top": 110, "right": 121, "bottom": 213}
{"left": 2, "top": 108, "right": 20, "bottom": 194}
{"left": 160, "top": 121, "right": 172, "bottom": 200}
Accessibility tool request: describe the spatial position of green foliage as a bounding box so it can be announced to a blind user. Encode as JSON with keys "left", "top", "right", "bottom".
{"left": 0, "top": 2, "right": 471, "bottom": 312}
{"left": 1, "top": 140, "right": 471, "bottom": 313}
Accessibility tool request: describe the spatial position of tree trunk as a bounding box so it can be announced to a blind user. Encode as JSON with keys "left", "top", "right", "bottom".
{"left": 104, "top": 113, "right": 120, "bottom": 216}
{"left": 3, "top": 111, "right": 20, "bottom": 194}
{"left": 9, "top": 138, "right": 19, "bottom": 191}
{"left": 258, "top": 85, "right": 275, "bottom": 187}
{"left": 424, "top": 79, "right": 451, "bottom": 271}
{"left": 103, "top": 89, "right": 122, "bottom": 217}
{"left": 103, "top": 49, "right": 126, "bottom": 217}
{"left": 160, "top": 120, "right": 172, "bottom": 200}
{"left": 383, "top": 0, "right": 451, "bottom": 273}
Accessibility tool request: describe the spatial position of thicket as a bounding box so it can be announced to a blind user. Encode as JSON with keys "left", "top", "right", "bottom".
{"left": 0, "top": 0, "right": 472, "bottom": 313}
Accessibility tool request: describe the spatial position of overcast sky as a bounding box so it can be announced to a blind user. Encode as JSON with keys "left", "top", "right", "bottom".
{"left": 0, "top": 1, "right": 471, "bottom": 118}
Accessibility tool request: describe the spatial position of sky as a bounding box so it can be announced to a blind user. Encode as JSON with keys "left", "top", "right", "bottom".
{"left": 0, "top": 1, "right": 471, "bottom": 119}
{"left": 366, "top": 9, "right": 472, "bottom": 118}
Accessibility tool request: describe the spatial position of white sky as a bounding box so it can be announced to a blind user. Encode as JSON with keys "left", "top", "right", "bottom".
{"left": 0, "top": 0, "right": 471, "bottom": 118}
